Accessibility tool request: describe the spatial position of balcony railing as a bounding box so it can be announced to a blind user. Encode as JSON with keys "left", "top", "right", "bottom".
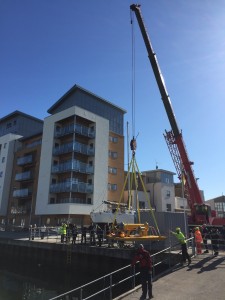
{"left": 17, "top": 155, "right": 33, "bottom": 166}
{"left": 13, "top": 188, "right": 32, "bottom": 198}
{"left": 52, "top": 159, "right": 94, "bottom": 174}
{"left": 50, "top": 181, "right": 93, "bottom": 194}
{"left": 55, "top": 123, "right": 95, "bottom": 138}
{"left": 10, "top": 206, "right": 30, "bottom": 214}
{"left": 53, "top": 141, "right": 94, "bottom": 156}
{"left": 51, "top": 197, "right": 92, "bottom": 204}
{"left": 15, "top": 171, "right": 32, "bottom": 181}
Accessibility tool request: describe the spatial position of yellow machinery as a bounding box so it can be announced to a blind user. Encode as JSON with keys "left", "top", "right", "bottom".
{"left": 108, "top": 222, "right": 166, "bottom": 242}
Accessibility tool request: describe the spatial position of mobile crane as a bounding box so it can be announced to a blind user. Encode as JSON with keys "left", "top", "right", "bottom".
{"left": 130, "top": 4, "right": 225, "bottom": 226}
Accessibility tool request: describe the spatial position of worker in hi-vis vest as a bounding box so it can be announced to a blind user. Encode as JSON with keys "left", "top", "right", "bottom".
{"left": 171, "top": 227, "right": 191, "bottom": 265}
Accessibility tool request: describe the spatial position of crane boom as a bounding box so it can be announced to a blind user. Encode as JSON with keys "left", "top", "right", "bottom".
{"left": 130, "top": 4, "right": 205, "bottom": 222}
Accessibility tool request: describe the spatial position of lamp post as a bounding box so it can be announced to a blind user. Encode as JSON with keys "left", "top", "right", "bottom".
{"left": 29, "top": 193, "right": 34, "bottom": 227}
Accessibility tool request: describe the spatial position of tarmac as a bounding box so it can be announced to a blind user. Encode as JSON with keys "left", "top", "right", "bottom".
{"left": 115, "top": 251, "right": 225, "bottom": 300}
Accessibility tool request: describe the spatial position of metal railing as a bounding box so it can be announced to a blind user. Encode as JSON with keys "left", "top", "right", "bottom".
{"left": 48, "top": 237, "right": 195, "bottom": 300}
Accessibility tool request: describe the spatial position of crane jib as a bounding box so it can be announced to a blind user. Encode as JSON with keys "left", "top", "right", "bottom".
{"left": 130, "top": 4, "right": 180, "bottom": 137}
{"left": 130, "top": 4, "right": 206, "bottom": 223}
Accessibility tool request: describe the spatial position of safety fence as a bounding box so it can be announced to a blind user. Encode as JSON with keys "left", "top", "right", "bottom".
{"left": 48, "top": 237, "right": 195, "bottom": 300}
{"left": 28, "top": 226, "right": 111, "bottom": 245}
{"left": 27, "top": 226, "right": 132, "bottom": 247}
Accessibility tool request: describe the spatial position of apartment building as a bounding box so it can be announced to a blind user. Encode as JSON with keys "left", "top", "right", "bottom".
{"left": 36, "top": 85, "right": 126, "bottom": 226}
{"left": 0, "top": 85, "right": 126, "bottom": 227}
{"left": 7, "top": 133, "right": 43, "bottom": 227}
{"left": 0, "top": 112, "right": 43, "bottom": 227}
{"left": 123, "top": 168, "right": 177, "bottom": 213}
{"left": 142, "top": 169, "right": 176, "bottom": 212}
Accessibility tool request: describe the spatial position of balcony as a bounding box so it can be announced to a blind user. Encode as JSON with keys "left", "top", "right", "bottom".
{"left": 13, "top": 188, "right": 32, "bottom": 198}
{"left": 52, "top": 159, "right": 94, "bottom": 174}
{"left": 10, "top": 206, "right": 30, "bottom": 214}
{"left": 15, "top": 171, "right": 32, "bottom": 181}
{"left": 55, "top": 123, "right": 95, "bottom": 138}
{"left": 53, "top": 141, "right": 94, "bottom": 156}
{"left": 50, "top": 180, "right": 93, "bottom": 194}
{"left": 17, "top": 155, "right": 33, "bottom": 166}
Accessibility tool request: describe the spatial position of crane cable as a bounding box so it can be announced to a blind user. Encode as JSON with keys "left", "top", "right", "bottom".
{"left": 130, "top": 9, "right": 161, "bottom": 236}
{"left": 130, "top": 9, "right": 136, "bottom": 139}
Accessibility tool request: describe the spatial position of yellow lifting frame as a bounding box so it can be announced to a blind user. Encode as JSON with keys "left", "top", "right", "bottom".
{"left": 112, "top": 152, "right": 161, "bottom": 237}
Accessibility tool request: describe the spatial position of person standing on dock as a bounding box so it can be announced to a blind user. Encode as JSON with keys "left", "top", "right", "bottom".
{"left": 131, "top": 244, "right": 153, "bottom": 300}
{"left": 170, "top": 227, "right": 191, "bottom": 265}
{"left": 81, "top": 226, "right": 87, "bottom": 244}
{"left": 60, "top": 223, "right": 67, "bottom": 243}
{"left": 194, "top": 227, "right": 203, "bottom": 254}
{"left": 201, "top": 224, "right": 209, "bottom": 253}
{"left": 96, "top": 224, "right": 103, "bottom": 247}
{"left": 89, "top": 223, "right": 96, "bottom": 245}
{"left": 40, "top": 225, "right": 46, "bottom": 240}
{"left": 210, "top": 227, "right": 220, "bottom": 256}
{"left": 72, "top": 224, "right": 78, "bottom": 245}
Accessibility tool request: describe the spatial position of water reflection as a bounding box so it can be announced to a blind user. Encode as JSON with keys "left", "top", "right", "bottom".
{"left": 0, "top": 252, "right": 128, "bottom": 300}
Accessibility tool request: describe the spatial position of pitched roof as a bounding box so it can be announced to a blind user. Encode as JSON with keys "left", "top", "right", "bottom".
{"left": 47, "top": 84, "right": 126, "bottom": 114}
{"left": 0, "top": 110, "right": 43, "bottom": 123}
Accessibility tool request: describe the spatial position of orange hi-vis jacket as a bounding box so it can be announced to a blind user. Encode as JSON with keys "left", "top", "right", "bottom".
{"left": 195, "top": 230, "right": 203, "bottom": 243}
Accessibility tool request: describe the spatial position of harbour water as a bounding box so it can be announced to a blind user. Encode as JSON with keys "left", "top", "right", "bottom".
{"left": 0, "top": 250, "right": 129, "bottom": 300}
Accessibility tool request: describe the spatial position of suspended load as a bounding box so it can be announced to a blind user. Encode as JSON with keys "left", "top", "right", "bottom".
{"left": 107, "top": 222, "right": 166, "bottom": 242}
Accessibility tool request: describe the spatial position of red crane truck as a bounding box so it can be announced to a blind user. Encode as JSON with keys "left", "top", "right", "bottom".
{"left": 130, "top": 4, "right": 225, "bottom": 226}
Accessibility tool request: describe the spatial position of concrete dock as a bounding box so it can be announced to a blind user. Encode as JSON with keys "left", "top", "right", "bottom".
{"left": 115, "top": 251, "right": 225, "bottom": 300}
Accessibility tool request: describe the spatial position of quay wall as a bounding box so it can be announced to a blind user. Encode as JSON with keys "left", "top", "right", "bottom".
{"left": 0, "top": 236, "right": 181, "bottom": 271}
{"left": 0, "top": 237, "right": 133, "bottom": 269}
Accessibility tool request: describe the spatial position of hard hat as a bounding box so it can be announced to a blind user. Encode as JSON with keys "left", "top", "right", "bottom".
{"left": 195, "top": 227, "right": 199, "bottom": 231}
{"left": 176, "top": 227, "right": 180, "bottom": 232}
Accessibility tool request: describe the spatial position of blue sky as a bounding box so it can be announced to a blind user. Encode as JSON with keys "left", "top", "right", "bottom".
{"left": 1, "top": 0, "right": 225, "bottom": 200}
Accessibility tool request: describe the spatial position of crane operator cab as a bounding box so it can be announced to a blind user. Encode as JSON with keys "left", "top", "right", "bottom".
{"left": 193, "top": 203, "right": 212, "bottom": 224}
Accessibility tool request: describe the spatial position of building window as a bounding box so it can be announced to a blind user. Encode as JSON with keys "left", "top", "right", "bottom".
{"left": 109, "top": 136, "right": 118, "bottom": 143}
{"left": 51, "top": 178, "right": 57, "bottom": 184}
{"left": 2, "top": 157, "right": 5, "bottom": 163}
{"left": 108, "top": 183, "right": 117, "bottom": 191}
{"left": 109, "top": 150, "right": 118, "bottom": 159}
{"left": 139, "top": 201, "right": 145, "bottom": 209}
{"left": 50, "top": 198, "right": 55, "bottom": 204}
{"left": 108, "top": 167, "right": 117, "bottom": 174}
{"left": 6, "top": 122, "right": 12, "bottom": 129}
{"left": 166, "top": 190, "right": 171, "bottom": 198}
{"left": 4, "top": 143, "right": 7, "bottom": 149}
{"left": 166, "top": 204, "right": 171, "bottom": 211}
